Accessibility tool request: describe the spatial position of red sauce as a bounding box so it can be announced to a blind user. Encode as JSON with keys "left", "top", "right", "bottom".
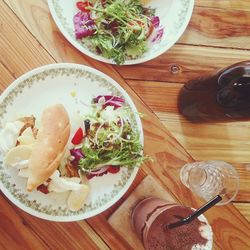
{"left": 36, "top": 179, "right": 51, "bottom": 194}
{"left": 37, "top": 184, "right": 49, "bottom": 194}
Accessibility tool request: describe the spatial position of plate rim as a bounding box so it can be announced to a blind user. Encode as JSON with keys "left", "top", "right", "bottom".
{"left": 0, "top": 63, "right": 142, "bottom": 221}
{"left": 47, "top": 0, "right": 195, "bottom": 65}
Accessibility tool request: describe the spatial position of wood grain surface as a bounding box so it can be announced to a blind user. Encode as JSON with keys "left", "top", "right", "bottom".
{"left": 115, "top": 45, "right": 250, "bottom": 82}
{"left": 128, "top": 80, "right": 250, "bottom": 202}
{"left": 179, "top": 6, "right": 250, "bottom": 49}
{"left": 196, "top": 0, "right": 250, "bottom": 11}
{"left": 0, "top": 0, "right": 250, "bottom": 249}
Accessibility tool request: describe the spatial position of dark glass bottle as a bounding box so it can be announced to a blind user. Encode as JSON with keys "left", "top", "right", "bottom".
{"left": 178, "top": 61, "right": 250, "bottom": 122}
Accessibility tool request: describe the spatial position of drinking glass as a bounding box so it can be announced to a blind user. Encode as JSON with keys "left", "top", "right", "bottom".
{"left": 180, "top": 160, "right": 239, "bottom": 205}
{"left": 131, "top": 197, "right": 213, "bottom": 250}
{"left": 178, "top": 61, "right": 250, "bottom": 122}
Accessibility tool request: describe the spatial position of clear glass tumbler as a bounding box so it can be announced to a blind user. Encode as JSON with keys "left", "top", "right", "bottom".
{"left": 180, "top": 160, "right": 239, "bottom": 205}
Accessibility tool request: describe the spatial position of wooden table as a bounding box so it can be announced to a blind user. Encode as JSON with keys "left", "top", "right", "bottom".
{"left": 0, "top": 1, "right": 249, "bottom": 249}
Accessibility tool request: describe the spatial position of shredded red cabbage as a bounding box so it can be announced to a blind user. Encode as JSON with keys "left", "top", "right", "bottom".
{"left": 102, "top": 102, "right": 122, "bottom": 109}
{"left": 73, "top": 11, "right": 96, "bottom": 39}
{"left": 93, "top": 95, "right": 125, "bottom": 109}
{"left": 70, "top": 148, "right": 84, "bottom": 166}
{"left": 86, "top": 166, "right": 120, "bottom": 179}
{"left": 150, "top": 16, "right": 160, "bottom": 28}
{"left": 94, "top": 95, "right": 125, "bottom": 103}
{"left": 151, "top": 27, "right": 164, "bottom": 43}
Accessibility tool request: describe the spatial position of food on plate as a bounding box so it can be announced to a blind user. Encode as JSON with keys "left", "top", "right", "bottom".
{"left": 4, "top": 145, "right": 32, "bottom": 168}
{"left": 140, "top": 0, "right": 150, "bottom": 5}
{"left": 0, "top": 97, "right": 146, "bottom": 211}
{"left": 0, "top": 104, "right": 89, "bottom": 211}
{"left": 69, "top": 95, "right": 148, "bottom": 179}
{"left": 0, "top": 121, "right": 24, "bottom": 154}
{"left": 67, "top": 183, "right": 90, "bottom": 211}
{"left": 27, "top": 104, "right": 70, "bottom": 191}
{"left": 73, "top": 0, "right": 164, "bottom": 64}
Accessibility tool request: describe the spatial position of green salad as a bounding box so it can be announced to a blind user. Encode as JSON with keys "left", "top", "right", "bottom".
{"left": 69, "top": 95, "right": 149, "bottom": 179}
{"left": 73, "top": 0, "right": 163, "bottom": 64}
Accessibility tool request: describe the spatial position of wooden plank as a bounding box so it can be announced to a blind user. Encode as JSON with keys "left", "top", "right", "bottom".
{"left": 160, "top": 113, "right": 250, "bottom": 164}
{"left": 1, "top": 1, "right": 249, "bottom": 249}
{"left": 0, "top": 194, "right": 48, "bottom": 250}
{"left": 127, "top": 80, "right": 180, "bottom": 113}
{"left": 196, "top": 0, "right": 250, "bottom": 11}
{"left": 208, "top": 204, "right": 250, "bottom": 250}
{"left": 234, "top": 164, "right": 250, "bottom": 202}
{"left": 114, "top": 45, "right": 250, "bottom": 82}
{"left": 4, "top": 0, "right": 59, "bottom": 59}
{"left": 87, "top": 215, "right": 134, "bottom": 250}
{"left": 234, "top": 203, "right": 250, "bottom": 222}
{"left": 179, "top": 6, "right": 250, "bottom": 50}
{"left": 157, "top": 112, "right": 250, "bottom": 164}
{"left": 128, "top": 80, "right": 250, "bottom": 202}
{"left": 77, "top": 221, "right": 110, "bottom": 250}
{"left": 0, "top": 2, "right": 55, "bottom": 77}
{"left": 0, "top": 64, "right": 14, "bottom": 93}
{"left": 9, "top": 201, "right": 109, "bottom": 250}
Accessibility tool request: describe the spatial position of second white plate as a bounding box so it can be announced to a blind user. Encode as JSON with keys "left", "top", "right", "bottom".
{"left": 48, "top": 0, "right": 194, "bottom": 65}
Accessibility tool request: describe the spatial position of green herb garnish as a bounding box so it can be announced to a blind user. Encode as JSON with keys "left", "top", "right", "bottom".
{"left": 85, "top": 0, "right": 155, "bottom": 64}
{"left": 78, "top": 105, "right": 149, "bottom": 172}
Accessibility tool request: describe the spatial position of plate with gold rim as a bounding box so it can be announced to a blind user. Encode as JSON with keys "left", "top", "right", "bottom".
{"left": 48, "top": 0, "right": 194, "bottom": 65}
{"left": 0, "top": 63, "right": 143, "bottom": 221}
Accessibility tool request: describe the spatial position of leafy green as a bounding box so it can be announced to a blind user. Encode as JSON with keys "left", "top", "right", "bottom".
{"left": 85, "top": 0, "right": 155, "bottom": 64}
{"left": 78, "top": 106, "right": 149, "bottom": 172}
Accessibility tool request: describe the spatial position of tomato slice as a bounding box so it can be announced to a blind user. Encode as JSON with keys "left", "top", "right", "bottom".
{"left": 87, "top": 166, "right": 120, "bottom": 179}
{"left": 37, "top": 184, "right": 49, "bottom": 194}
{"left": 107, "top": 166, "right": 120, "bottom": 174}
{"left": 76, "top": 1, "right": 93, "bottom": 12}
{"left": 71, "top": 127, "right": 84, "bottom": 145}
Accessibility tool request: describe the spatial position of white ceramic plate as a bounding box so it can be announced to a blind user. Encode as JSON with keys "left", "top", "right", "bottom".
{"left": 48, "top": 0, "right": 194, "bottom": 65}
{"left": 0, "top": 63, "right": 142, "bottom": 221}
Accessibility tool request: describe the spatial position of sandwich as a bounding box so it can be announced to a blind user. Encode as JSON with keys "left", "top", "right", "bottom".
{"left": 27, "top": 104, "right": 70, "bottom": 191}
{"left": 1, "top": 104, "right": 89, "bottom": 211}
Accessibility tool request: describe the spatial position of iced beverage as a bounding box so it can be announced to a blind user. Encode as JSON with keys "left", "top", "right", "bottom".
{"left": 178, "top": 61, "right": 250, "bottom": 122}
{"left": 132, "top": 197, "right": 212, "bottom": 250}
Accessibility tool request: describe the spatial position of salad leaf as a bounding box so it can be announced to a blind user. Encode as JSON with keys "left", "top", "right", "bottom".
{"left": 79, "top": 123, "right": 146, "bottom": 172}
{"left": 79, "top": 120, "right": 146, "bottom": 171}
{"left": 74, "top": 0, "right": 163, "bottom": 64}
{"left": 70, "top": 148, "right": 84, "bottom": 166}
{"left": 70, "top": 96, "right": 149, "bottom": 172}
{"left": 73, "top": 11, "right": 96, "bottom": 39}
{"left": 93, "top": 95, "right": 124, "bottom": 109}
{"left": 150, "top": 16, "right": 160, "bottom": 28}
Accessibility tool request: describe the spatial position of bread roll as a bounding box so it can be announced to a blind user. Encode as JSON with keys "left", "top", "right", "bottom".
{"left": 27, "top": 104, "right": 70, "bottom": 191}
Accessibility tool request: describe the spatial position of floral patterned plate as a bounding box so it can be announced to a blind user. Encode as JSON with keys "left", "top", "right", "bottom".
{"left": 0, "top": 63, "right": 142, "bottom": 221}
{"left": 48, "top": 0, "right": 194, "bottom": 65}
